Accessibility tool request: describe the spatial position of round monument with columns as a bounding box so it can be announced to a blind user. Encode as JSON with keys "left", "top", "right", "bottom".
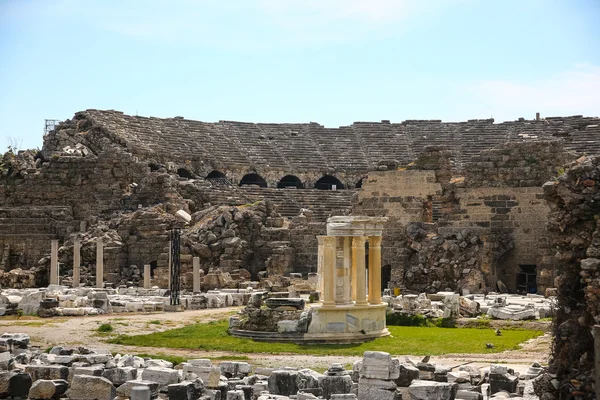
{"left": 305, "top": 216, "right": 390, "bottom": 341}
{"left": 229, "top": 215, "right": 390, "bottom": 343}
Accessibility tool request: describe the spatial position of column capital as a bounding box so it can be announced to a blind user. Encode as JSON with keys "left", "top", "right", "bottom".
{"left": 351, "top": 236, "right": 368, "bottom": 247}
{"left": 323, "top": 236, "right": 336, "bottom": 247}
{"left": 316, "top": 235, "right": 326, "bottom": 245}
{"left": 368, "top": 236, "right": 382, "bottom": 248}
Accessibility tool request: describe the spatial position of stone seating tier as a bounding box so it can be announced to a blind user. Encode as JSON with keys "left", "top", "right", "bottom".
{"left": 63, "top": 110, "right": 600, "bottom": 175}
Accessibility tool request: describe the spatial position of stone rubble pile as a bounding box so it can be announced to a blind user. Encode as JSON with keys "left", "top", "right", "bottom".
{"left": 0, "top": 340, "right": 552, "bottom": 400}
{"left": 0, "top": 285, "right": 252, "bottom": 318}
{"left": 386, "top": 291, "right": 556, "bottom": 321}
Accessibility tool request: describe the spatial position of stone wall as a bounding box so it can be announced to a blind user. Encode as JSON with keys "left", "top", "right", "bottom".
{"left": 353, "top": 142, "right": 573, "bottom": 293}
{"left": 439, "top": 187, "right": 551, "bottom": 292}
{"left": 543, "top": 155, "right": 600, "bottom": 397}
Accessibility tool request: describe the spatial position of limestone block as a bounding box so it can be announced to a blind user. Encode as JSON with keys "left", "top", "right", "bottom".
{"left": 318, "top": 375, "right": 353, "bottom": 399}
{"left": 0, "top": 371, "right": 32, "bottom": 399}
{"left": 360, "top": 351, "right": 399, "bottom": 380}
{"left": 455, "top": 390, "right": 483, "bottom": 399}
{"left": 182, "top": 362, "right": 220, "bottom": 388}
{"left": 489, "top": 372, "right": 518, "bottom": 394}
{"left": 268, "top": 370, "right": 299, "bottom": 396}
{"left": 116, "top": 380, "right": 159, "bottom": 399}
{"left": 102, "top": 366, "right": 137, "bottom": 386}
{"left": 28, "top": 379, "right": 68, "bottom": 399}
{"left": 407, "top": 380, "right": 458, "bottom": 400}
{"left": 146, "top": 359, "right": 174, "bottom": 369}
{"left": 357, "top": 377, "right": 399, "bottom": 400}
{"left": 73, "top": 365, "right": 104, "bottom": 377}
{"left": 18, "top": 291, "right": 45, "bottom": 315}
{"left": 141, "top": 367, "right": 180, "bottom": 391}
{"left": 296, "top": 369, "right": 323, "bottom": 390}
{"left": 167, "top": 379, "right": 205, "bottom": 400}
{"left": 394, "top": 363, "right": 419, "bottom": 387}
{"left": 226, "top": 390, "right": 245, "bottom": 400}
{"left": 25, "top": 365, "right": 69, "bottom": 382}
{"left": 69, "top": 375, "right": 116, "bottom": 400}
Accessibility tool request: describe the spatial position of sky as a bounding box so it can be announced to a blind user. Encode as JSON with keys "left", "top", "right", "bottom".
{"left": 1, "top": 0, "right": 599, "bottom": 150}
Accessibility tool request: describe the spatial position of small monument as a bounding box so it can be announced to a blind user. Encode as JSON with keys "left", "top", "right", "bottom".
{"left": 305, "top": 216, "right": 389, "bottom": 341}
{"left": 230, "top": 216, "right": 389, "bottom": 343}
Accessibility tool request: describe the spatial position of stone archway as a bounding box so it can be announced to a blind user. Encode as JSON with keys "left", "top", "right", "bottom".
{"left": 206, "top": 170, "right": 226, "bottom": 180}
{"left": 177, "top": 168, "right": 193, "bottom": 179}
{"left": 277, "top": 175, "right": 304, "bottom": 189}
{"left": 239, "top": 173, "right": 267, "bottom": 188}
{"left": 314, "top": 175, "right": 345, "bottom": 190}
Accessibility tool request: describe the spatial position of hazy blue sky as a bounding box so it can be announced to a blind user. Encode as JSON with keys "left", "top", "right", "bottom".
{"left": 1, "top": 0, "right": 599, "bottom": 149}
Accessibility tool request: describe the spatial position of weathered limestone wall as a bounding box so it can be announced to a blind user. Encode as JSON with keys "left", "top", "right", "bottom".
{"left": 354, "top": 169, "right": 443, "bottom": 287}
{"left": 439, "top": 187, "right": 552, "bottom": 292}
{"left": 353, "top": 142, "right": 573, "bottom": 293}
{"left": 288, "top": 214, "right": 326, "bottom": 276}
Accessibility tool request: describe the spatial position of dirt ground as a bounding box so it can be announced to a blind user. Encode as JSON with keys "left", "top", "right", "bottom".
{"left": 0, "top": 307, "right": 551, "bottom": 374}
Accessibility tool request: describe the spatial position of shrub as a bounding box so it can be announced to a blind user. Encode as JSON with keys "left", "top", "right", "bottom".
{"left": 97, "top": 323, "right": 113, "bottom": 332}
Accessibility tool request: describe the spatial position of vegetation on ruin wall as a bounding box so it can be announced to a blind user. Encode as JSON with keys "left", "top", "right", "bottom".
{"left": 109, "top": 320, "right": 542, "bottom": 356}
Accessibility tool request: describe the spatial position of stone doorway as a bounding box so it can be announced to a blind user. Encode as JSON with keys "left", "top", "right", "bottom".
{"left": 516, "top": 264, "right": 537, "bottom": 294}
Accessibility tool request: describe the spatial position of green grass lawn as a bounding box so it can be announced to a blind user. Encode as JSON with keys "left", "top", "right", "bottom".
{"left": 109, "top": 320, "right": 543, "bottom": 356}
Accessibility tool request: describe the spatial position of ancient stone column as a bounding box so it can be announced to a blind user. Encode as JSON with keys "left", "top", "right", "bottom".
{"left": 193, "top": 256, "right": 201, "bottom": 292}
{"left": 168, "top": 239, "right": 172, "bottom": 290}
{"left": 95, "top": 238, "right": 104, "bottom": 289}
{"left": 334, "top": 237, "right": 352, "bottom": 304}
{"left": 353, "top": 236, "right": 368, "bottom": 305}
{"left": 342, "top": 237, "right": 352, "bottom": 304}
{"left": 316, "top": 236, "right": 325, "bottom": 294}
{"left": 595, "top": 325, "right": 600, "bottom": 398}
{"left": 322, "top": 236, "right": 337, "bottom": 308}
{"left": 72, "top": 236, "right": 80, "bottom": 288}
{"left": 50, "top": 239, "right": 59, "bottom": 285}
{"left": 143, "top": 264, "right": 151, "bottom": 289}
{"left": 368, "top": 236, "right": 382, "bottom": 304}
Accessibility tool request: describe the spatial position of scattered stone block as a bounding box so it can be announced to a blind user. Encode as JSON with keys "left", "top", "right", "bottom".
{"left": 69, "top": 375, "right": 116, "bottom": 400}
{"left": 116, "top": 380, "right": 159, "bottom": 399}
{"left": 268, "top": 370, "right": 298, "bottom": 396}
{"left": 167, "top": 379, "right": 205, "bottom": 400}
{"left": 407, "top": 379, "right": 458, "bottom": 400}
{"left": 28, "top": 379, "right": 68, "bottom": 400}
{"left": 25, "top": 365, "right": 69, "bottom": 382}
{"left": 102, "top": 366, "right": 137, "bottom": 386}
{"left": 141, "top": 367, "right": 180, "bottom": 392}
{"left": 0, "top": 371, "right": 32, "bottom": 398}
{"left": 318, "top": 375, "right": 353, "bottom": 399}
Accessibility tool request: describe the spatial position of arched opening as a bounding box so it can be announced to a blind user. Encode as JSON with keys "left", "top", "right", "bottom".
{"left": 314, "top": 175, "right": 345, "bottom": 190}
{"left": 206, "top": 170, "right": 226, "bottom": 180}
{"left": 239, "top": 173, "right": 267, "bottom": 188}
{"left": 381, "top": 264, "right": 392, "bottom": 290}
{"left": 355, "top": 178, "right": 364, "bottom": 189}
{"left": 149, "top": 163, "right": 161, "bottom": 172}
{"left": 177, "top": 168, "right": 193, "bottom": 179}
{"left": 277, "top": 175, "right": 304, "bottom": 189}
{"left": 206, "top": 170, "right": 231, "bottom": 186}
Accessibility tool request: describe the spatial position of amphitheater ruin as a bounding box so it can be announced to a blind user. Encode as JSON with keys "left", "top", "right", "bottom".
{"left": 0, "top": 109, "right": 598, "bottom": 399}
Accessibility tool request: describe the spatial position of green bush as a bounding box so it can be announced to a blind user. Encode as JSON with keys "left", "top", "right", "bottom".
{"left": 386, "top": 312, "right": 430, "bottom": 326}
{"left": 97, "top": 323, "right": 113, "bottom": 332}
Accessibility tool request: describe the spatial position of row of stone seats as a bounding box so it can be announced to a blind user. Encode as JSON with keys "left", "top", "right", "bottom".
{"left": 81, "top": 110, "right": 600, "bottom": 173}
